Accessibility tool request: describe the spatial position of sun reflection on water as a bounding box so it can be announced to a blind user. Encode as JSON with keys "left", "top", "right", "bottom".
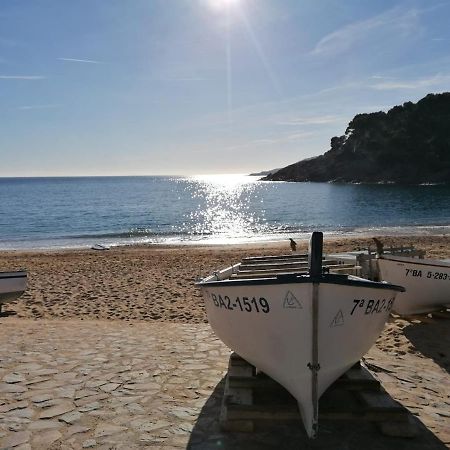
{"left": 184, "top": 174, "right": 268, "bottom": 240}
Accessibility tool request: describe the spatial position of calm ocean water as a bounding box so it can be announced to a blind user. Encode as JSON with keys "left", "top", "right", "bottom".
{"left": 0, "top": 175, "right": 449, "bottom": 250}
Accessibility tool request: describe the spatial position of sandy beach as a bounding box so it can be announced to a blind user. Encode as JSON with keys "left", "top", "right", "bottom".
{"left": 1, "top": 234, "right": 449, "bottom": 322}
{"left": 0, "top": 235, "right": 449, "bottom": 449}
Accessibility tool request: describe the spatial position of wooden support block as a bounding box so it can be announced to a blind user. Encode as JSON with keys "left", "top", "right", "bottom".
{"left": 220, "top": 420, "right": 254, "bottom": 432}
{"left": 220, "top": 354, "right": 414, "bottom": 438}
{"left": 228, "top": 363, "right": 255, "bottom": 379}
{"left": 230, "top": 352, "right": 246, "bottom": 363}
{"left": 226, "top": 387, "right": 253, "bottom": 406}
{"left": 226, "top": 403, "right": 299, "bottom": 421}
{"left": 228, "top": 375, "right": 279, "bottom": 390}
{"left": 335, "top": 365, "right": 381, "bottom": 391}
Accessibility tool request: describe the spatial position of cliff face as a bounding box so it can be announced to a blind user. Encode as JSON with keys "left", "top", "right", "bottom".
{"left": 264, "top": 93, "right": 450, "bottom": 184}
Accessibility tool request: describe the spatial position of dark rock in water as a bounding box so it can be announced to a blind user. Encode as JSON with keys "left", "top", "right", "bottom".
{"left": 264, "top": 93, "right": 450, "bottom": 184}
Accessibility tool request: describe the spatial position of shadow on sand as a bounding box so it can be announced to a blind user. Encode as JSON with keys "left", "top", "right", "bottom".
{"left": 187, "top": 377, "right": 448, "bottom": 450}
{"left": 404, "top": 318, "right": 450, "bottom": 374}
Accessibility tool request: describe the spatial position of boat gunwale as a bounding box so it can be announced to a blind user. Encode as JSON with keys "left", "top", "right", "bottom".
{"left": 0, "top": 271, "right": 27, "bottom": 279}
{"left": 196, "top": 273, "right": 405, "bottom": 292}
{"left": 378, "top": 254, "right": 450, "bottom": 269}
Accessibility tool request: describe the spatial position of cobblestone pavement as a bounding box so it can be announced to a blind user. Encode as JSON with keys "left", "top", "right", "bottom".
{"left": 0, "top": 320, "right": 230, "bottom": 450}
{"left": 0, "top": 319, "right": 448, "bottom": 450}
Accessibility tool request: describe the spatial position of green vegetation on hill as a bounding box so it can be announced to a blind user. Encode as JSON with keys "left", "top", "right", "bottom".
{"left": 264, "top": 93, "right": 450, "bottom": 184}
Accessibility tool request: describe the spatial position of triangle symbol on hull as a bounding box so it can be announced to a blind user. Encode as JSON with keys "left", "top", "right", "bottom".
{"left": 283, "top": 291, "right": 302, "bottom": 309}
{"left": 330, "top": 309, "right": 344, "bottom": 327}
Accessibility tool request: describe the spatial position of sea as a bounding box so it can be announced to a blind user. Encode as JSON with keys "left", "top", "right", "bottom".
{"left": 1, "top": 175, "right": 449, "bottom": 250}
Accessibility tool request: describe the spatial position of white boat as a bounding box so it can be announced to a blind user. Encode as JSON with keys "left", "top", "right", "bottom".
{"left": 0, "top": 270, "right": 27, "bottom": 314}
{"left": 377, "top": 254, "right": 450, "bottom": 315}
{"left": 196, "top": 232, "right": 404, "bottom": 438}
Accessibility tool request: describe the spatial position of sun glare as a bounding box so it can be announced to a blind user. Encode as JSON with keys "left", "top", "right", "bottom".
{"left": 207, "top": 0, "right": 240, "bottom": 11}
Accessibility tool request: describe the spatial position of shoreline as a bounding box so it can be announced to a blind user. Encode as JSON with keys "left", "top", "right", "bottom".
{"left": 1, "top": 224, "right": 450, "bottom": 253}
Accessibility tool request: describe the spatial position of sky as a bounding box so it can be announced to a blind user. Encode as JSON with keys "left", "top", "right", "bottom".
{"left": 1, "top": 0, "right": 450, "bottom": 176}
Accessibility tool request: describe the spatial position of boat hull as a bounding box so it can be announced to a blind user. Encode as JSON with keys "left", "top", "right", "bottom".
{"left": 199, "top": 277, "right": 400, "bottom": 437}
{"left": 0, "top": 271, "right": 27, "bottom": 305}
{"left": 377, "top": 256, "right": 450, "bottom": 315}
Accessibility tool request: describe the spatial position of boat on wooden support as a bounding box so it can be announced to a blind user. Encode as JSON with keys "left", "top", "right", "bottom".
{"left": 377, "top": 254, "right": 450, "bottom": 315}
{"left": 196, "top": 232, "right": 404, "bottom": 438}
{"left": 0, "top": 270, "right": 27, "bottom": 314}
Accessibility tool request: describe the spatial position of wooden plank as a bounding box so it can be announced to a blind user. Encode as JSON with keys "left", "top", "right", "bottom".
{"left": 230, "top": 352, "right": 249, "bottom": 364}
{"left": 238, "top": 263, "right": 309, "bottom": 272}
{"left": 329, "top": 267, "right": 361, "bottom": 276}
{"left": 228, "top": 376, "right": 280, "bottom": 390}
{"left": 231, "top": 264, "right": 357, "bottom": 279}
{"left": 238, "top": 266, "right": 308, "bottom": 274}
{"left": 335, "top": 366, "right": 381, "bottom": 391}
{"left": 242, "top": 254, "right": 308, "bottom": 261}
{"left": 239, "top": 259, "right": 339, "bottom": 271}
{"left": 226, "top": 387, "right": 253, "bottom": 406}
{"left": 238, "top": 262, "right": 354, "bottom": 273}
{"left": 239, "top": 261, "right": 310, "bottom": 271}
{"left": 220, "top": 420, "right": 254, "bottom": 432}
{"left": 220, "top": 354, "right": 412, "bottom": 435}
{"left": 230, "top": 271, "right": 305, "bottom": 280}
{"left": 228, "top": 362, "right": 255, "bottom": 379}
{"left": 226, "top": 403, "right": 300, "bottom": 421}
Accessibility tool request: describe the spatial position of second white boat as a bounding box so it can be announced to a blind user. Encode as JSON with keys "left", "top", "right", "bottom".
{"left": 377, "top": 254, "right": 450, "bottom": 315}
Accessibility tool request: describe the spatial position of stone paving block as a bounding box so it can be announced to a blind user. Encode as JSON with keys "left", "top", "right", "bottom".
{"left": 0, "top": 400, "right": 28, "bottom": 413}
{"left": 31, "top": 429, "right": 62, "bottom": 447}
{"left": 82, "top": 438, "right": 97, "bottom": 448}
{"left": 38, "top": 401, "right": 75, "bottom": 419}
{"left": 0, "top": 382, "right": 27, "bottom": 394}
{"left": 3, "top": 373, "right": 26, "bottom": 384}
{"left": 0, "top": 430, "right": 30, "bottom": 448}
{"left": 59, "top": 410, "right": 83, "bottom": 424}
{"left": 28, "top": 420, "right": 63, "bottom": 431}
{"left": 94, "top": 422, "right": 127, "bottom": 438}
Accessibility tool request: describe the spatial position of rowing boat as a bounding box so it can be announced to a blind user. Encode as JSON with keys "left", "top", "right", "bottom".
{"left": 196, "top": 232, "right": 404, "bottom": 438}
{"left": 377, "top": 254, "right": 450, "bottom": 315}
{"left": 0, "top": 270, "right": 27, "bottom": 314}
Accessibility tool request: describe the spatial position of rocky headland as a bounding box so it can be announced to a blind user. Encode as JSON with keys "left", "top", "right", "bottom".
{"left": 264, "top": 92, "right": 450, "bottom": 184}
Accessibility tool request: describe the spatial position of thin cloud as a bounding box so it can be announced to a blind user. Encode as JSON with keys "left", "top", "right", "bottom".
{"left": 0, "top": 75, "right": 45, "bottom": 80}
{"left": 310, "top": 7, "right": 420, "bottom": 56}
{"left": 370, "top": 75, "right": 395, "bottom": 80}
{"left": 58, "top": 57, "right": 102, "bottom": 64}
{"left": 17, "top": 104, "right": 60, "bottom": 110}
{"left": 277, "top": 115, "right": 342, "bottom": 126}
{"left": 370, "top": 73, "right": 450, "bottom": 90}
